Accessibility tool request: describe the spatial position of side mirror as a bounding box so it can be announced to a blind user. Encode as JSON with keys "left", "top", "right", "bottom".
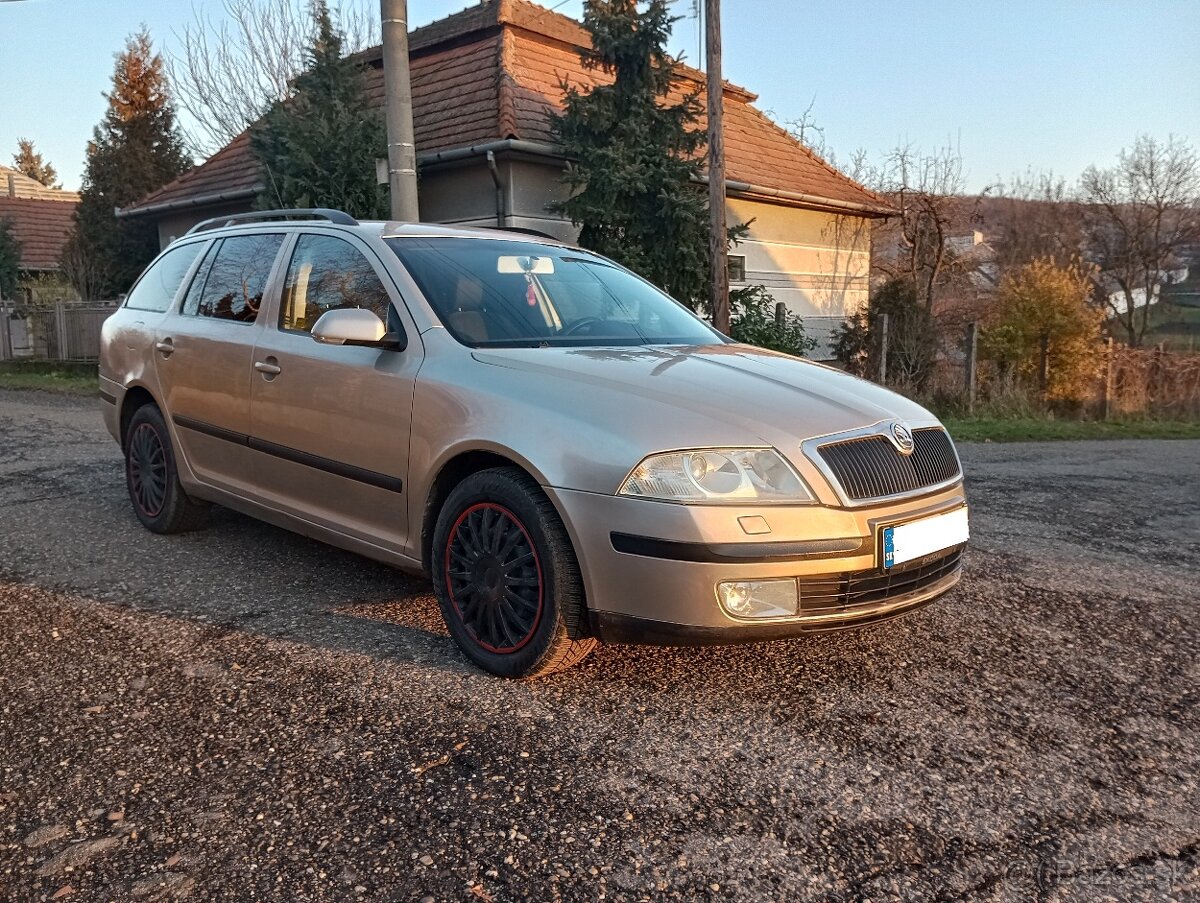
{"left": 311, "top": 308, "right": 403, "bottom": 350}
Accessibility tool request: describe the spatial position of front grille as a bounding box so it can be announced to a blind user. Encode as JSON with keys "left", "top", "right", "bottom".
{"left": 799, "top": 547, "right": 963, "bottom": 618}
{"left": 817, "top": 427, "right": 960, "bottom": 502}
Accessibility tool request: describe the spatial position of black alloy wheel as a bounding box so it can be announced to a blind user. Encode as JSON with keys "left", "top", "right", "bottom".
{"left": 444, "top": 502, "right": 543, "bottom": 653}
{"left": 123, "top": 403, "right": 209, "bottom": 534}
{"left": 127, "top": 421, "right": 167, "bottom": 518}
{"left": 431, "top": 467, "right": 596, "bottom": 677}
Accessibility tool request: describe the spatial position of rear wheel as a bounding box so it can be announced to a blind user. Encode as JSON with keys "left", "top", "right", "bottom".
{"left": 432, "top": 467, "right": 595, "bottom": 677}
{"left": 124, "top": 404, "right": 209, "bottom": 534}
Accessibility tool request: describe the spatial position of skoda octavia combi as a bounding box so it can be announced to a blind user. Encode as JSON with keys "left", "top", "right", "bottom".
{"left": 100, "top": 209, "right": 968, "bottom": 677}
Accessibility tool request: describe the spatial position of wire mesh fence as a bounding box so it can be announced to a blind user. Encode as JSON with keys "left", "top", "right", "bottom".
{"left": 800, "top": 316, "right": 846, "bottom": 362}
{"left": 914, "top": 323, "right": 1200, "bottom": 419}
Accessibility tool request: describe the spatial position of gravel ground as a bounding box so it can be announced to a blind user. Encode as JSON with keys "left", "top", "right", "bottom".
{"left": 0, "top": 388, "right": 1197, "bottom": 903}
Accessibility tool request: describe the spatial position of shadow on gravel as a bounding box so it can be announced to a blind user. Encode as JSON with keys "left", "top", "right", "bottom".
{"left": 6, "top": 477, "right": 957, "bottom": 698}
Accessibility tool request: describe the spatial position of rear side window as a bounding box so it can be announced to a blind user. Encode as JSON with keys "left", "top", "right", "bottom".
{"left": 280, "top": 234, "right": 392, "bottom": 333}
{"left": 182, "top": 233, "right": 284, "bottom": 323}
{"left": 124, "top": 242, "right": 205, "bottom": 313}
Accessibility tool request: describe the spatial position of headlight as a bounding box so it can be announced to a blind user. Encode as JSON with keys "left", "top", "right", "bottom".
{"left": 618, "top": 448, "right": 815, "bottom": 504}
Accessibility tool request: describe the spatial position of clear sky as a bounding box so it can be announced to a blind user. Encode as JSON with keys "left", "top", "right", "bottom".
{"left": 1, "top": 0, "right": 1197, "bottom": 193}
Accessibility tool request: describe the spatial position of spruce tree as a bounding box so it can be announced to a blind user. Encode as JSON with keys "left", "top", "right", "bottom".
{"left": 12, "top": 139, "right": 60, "bottom": 189}
{"left": 0, "top": 218, "right": 21, "bottom": 299}
{"left": 552, "top": 0, "right": 710, "bottom": 308}
{"left": 251, "top": 2, "right": 389, "bottom": 219}
{"left": 64, "top": 30, "right": 191, "bottom": 297}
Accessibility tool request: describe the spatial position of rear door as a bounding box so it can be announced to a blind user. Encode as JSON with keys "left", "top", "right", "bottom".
{"left": 153, "top": 231, "right": 286, "bottom": 495}
{"left": 104, "top": 239, "right": 209, "bottom": 404}
{"left": 247, "top": 231, "right": 422, "bottom": 554}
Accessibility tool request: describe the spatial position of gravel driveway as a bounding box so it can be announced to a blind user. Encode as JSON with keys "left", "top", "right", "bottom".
{"left": 0, "top": 389, "right": 1197, "bottom": 902}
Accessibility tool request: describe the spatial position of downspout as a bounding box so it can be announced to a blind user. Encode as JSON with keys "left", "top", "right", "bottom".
{"left": 486, "top": 150, "right": 506, "bottom": 228}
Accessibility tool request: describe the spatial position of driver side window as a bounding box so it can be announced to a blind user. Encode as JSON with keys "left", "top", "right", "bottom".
{"left": 280, "top": 234, "right": 392, "bottom": 334}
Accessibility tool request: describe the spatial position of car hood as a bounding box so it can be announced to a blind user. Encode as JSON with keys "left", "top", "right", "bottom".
{"left": 471, "top": 343, "right": 938, "bottom": 446}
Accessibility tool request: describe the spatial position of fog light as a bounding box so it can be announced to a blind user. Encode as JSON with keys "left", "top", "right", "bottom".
{"left": 717, "top": 579, "right": 798, "bottom": 619}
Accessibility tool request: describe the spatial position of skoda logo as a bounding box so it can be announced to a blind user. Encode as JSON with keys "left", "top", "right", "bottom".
{"left": 891, "top": 422, "right": 914, "bottom": 454}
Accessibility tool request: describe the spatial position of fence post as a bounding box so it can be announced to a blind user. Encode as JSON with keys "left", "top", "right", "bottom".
{"left": 879, "top": 312, "right": 889, "bottom": 384}
{"left": 964, "top": 322, "right": 978, "bottom": 414}
{"left": 55, "top": 301, "right": 69, "bottom": 362}
{"left": 1038, "top": 334, "right": 1050, "bottom": 400}
{"left": 0, "top": 303, "right": 10, "bottom": 362}
{"left": 1100, "top": 336, "right": 1114, "bottom": 421}
{"left": 774, "top": 301, "right": 786, "bottom": 332}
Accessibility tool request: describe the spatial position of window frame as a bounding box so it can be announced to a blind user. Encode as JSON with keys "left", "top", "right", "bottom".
{"left": 728, "top": 254, "right": 747, "bottom": 284}
{"left": 277, "top": 232, "right": 398, "bottom": 337}
{"left": 180, "top": 231, "right": 286, "bottom": 325}
{"left": 122, "top": 239, "right": 210, "bottom": 314}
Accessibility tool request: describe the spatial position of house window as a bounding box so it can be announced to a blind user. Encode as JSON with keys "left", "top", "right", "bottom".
{"left": 728, "top": 255, "right": 746, "bottom": 283}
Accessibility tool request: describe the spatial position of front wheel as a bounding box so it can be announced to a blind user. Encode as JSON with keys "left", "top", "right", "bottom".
{"left": 431, "top": 467, "right": 596, "bottom": 677}
{"left": 124, "top": 404, "right": 209, "bottom": 534}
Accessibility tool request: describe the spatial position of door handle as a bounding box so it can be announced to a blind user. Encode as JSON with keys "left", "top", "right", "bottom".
{"left": 254, "top": 359, "right": 282, "bottom": 376}
{"left": 155, "top": 339, "right": 174, "bottom": 356}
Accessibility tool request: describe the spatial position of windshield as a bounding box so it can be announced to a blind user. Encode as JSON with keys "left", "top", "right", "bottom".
{"left": 386, "top": 237, "right": 723, "bottom": 348}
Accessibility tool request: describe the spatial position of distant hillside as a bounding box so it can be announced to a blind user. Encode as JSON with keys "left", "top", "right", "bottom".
{"left": 1112, "top": 301, "right": 1200, "bottom": 351}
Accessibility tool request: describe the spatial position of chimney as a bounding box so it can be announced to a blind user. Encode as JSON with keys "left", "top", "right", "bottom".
{"left": 6, "top": 173, "right": 14, "bottom": 198}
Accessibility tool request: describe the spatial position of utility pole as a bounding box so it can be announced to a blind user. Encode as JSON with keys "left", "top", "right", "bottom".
{"left": 381, "top": 0, "right": 419, "bottom": 221}
{"left": 705, "top": 0, "right": 730, "bottom": 335}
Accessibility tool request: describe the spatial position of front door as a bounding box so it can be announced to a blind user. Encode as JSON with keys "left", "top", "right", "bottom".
{"left": 248, "top": 232, "right": 421, "bottom": 555}
{"left": 154, "top": 232, "right": 286, "bottom": 496}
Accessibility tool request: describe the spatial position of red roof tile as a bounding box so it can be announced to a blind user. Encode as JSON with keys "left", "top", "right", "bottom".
{"left": 127, "top": 0, "right": 884, "bottom": 216}
{"left": 0, "top": 196, "right": 77, "bottom": 271}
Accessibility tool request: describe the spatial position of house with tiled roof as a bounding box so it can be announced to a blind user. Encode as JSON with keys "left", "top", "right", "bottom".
{"left": 119, "top": 0, "right": 888, "bottom": 328}
{"left": 0, "top": 166, "right": 80, "bottom": 302}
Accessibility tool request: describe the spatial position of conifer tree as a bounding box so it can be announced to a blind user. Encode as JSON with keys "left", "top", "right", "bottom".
{"left": 0, "top": 218, "right": 21, "bottom": 299}
{"left": 552, "top": 0, "right": 710, "bottom": 308}
{"left": 12, "top": 139, "right": 60, "bottom": 189}
{"left": 251, "top": 1, "right": 388, "bottom": 219}
{"left": 64, "top": 30, "right": 192, "bottom": 297}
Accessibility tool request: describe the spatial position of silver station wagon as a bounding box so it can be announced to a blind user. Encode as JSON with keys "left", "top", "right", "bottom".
{"left": 100, "top": 209, "right": 969, "bottom": 677}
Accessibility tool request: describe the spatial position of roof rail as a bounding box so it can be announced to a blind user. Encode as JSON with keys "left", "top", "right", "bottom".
{"left": 184, "top": 208, "right": 359, "bottom": 235}
{"left": 481, "top": 225, "right": 564, "bottom": 241}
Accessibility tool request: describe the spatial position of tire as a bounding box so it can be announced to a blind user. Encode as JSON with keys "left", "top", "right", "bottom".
{"left": 124, "top": 404, "right": 209, "bottom": 534}
{"left": 431, "top": 467, "right": 596, "bottom": 678}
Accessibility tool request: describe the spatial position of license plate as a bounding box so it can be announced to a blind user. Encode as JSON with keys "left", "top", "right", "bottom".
{"left": 883, "top": 507, "right": 969, "bottom": 569}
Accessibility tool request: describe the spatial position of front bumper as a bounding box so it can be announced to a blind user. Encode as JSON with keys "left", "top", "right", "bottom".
{"left": 547, "top": 484, "right": 967, "bottom": 644}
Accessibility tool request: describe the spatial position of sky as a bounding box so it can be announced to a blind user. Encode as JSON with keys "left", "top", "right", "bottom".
{"left": 1, "top": 0, "right": 1197, "bottom": 194}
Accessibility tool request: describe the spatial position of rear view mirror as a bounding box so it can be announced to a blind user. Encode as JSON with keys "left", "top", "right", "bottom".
{"left": 311, "top": 308, "right": 402, "bottom": 350}
{"left": 498, "top": 255, "right": 554, "bottom": 275}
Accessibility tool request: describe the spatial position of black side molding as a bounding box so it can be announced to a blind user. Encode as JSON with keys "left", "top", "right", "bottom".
{"left": 610, "top": 532, "right": 866, "bottom": 563}
{"left": 171, "top": 414, "right": 403, "bottom": 493}
{"left": 172, "top": 414, "right": 246, "bottom": 447}
{"left": 247, "top": 435, "right": 404, "bottom": 493}
{"left": 99, "top": 389, "right": 117, "bottom": 405}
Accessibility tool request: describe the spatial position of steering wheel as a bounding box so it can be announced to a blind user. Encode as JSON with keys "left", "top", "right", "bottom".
{"left": 562, "top": 317, "right": 604, "bottom": 336}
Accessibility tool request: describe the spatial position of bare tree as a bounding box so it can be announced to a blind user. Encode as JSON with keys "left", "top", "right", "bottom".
{"left": 59, "top": 238, "right": 111, "bottom": 304}
{"left": 1079, "top": 135, "right": 1200, "bottom": 346}
{"left": 872, "top": 141, "right": 976, "bottom": 311}
{"left": 167, "top": 0, "right": 379, "bottom": 156}
{"left": 785, "top": 96, "right": 827, "bottom": 157}
{"left": 989, "top": 169, "right": 1083, "bottom": 275}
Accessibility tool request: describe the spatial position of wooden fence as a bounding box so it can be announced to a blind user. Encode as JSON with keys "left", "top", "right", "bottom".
{"left": 0, "top": 302, "right": 117, "bottom": 362}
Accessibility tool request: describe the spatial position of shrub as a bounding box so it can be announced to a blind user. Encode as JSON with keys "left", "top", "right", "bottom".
{"left": 982, "top": 258, "right": 1104, "bottom": 404}
{"left": 729, "top": 285, "right": 816, "bottom": 357}
{"left": 833, "top": 277, "right": 937, "bottom": 389}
